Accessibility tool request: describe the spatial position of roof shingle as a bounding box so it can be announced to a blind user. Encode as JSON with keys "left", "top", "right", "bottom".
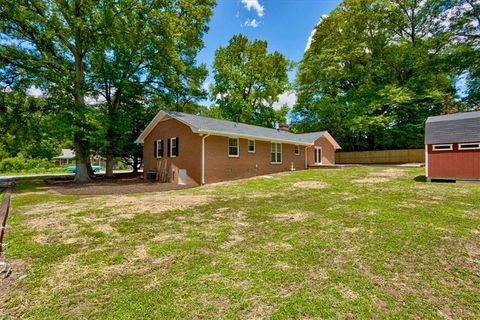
{"left": 425, "top": 111, "right": 480, "bottom": 144}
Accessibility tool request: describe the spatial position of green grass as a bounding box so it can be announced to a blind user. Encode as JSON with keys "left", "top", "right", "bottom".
{"left": 2, "top": 166, "right": 480, "bottom": 319}
{"left": 0, "top": 166, "right": 71, "bottom": 176}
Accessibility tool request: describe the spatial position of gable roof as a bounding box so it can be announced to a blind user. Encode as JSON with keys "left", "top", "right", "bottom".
{"left": 53, "top": 149, "right": 75, "bottom": 159}
{"left": 425, "top": 111, "right": 480, "bottom": 144}
{"left": 135, "top": 110, "right": 341, "bottom": 149}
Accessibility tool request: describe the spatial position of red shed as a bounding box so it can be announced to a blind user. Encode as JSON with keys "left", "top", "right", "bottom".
{"left": 425, "top": 111, "right": 480, "bottom": 182}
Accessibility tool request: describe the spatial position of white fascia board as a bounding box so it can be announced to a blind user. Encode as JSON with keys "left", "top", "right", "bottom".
{"left": 197, "top": 129, "right": 312, "bottom": 146}
{"left": 135, "top": 110, "right": 199, "bottom": 143}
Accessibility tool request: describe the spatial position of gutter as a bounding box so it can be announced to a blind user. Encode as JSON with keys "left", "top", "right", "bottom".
{"left": 197, "top": 129, "right": 313, "bottom": 147}
{"left": 201, "top": 133, "right": 210, "bottom": 185}
{"left": 305, "top": 146, "right": 309, "bottom": 169}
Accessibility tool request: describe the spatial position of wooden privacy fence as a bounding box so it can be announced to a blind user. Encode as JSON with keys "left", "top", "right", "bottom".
{"left": 335, "top": 149, "right": 425, "bottom": 164}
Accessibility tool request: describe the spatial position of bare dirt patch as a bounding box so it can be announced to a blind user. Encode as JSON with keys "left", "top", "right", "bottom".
{"left": 336, "top": 283, "right": 359, "bottom": 300}
{"left": 352, "top": 177, "right": 390, "bottom": 184}
{"left": 352, "top": 168, "right": 407, "bottom": 184}
{"left": 93, "top": 224, "right": 116, "bottom": 234}
{"left": 45, "top": 174, "right": 196, "bottom": 196}
{"left": 0, "top": 258, "right": 29, "bottom": 317}
{"left": 103, "top": 194, "right": 210, "bottom": 214}
{"left": 293, "top": 181, "right": 329, "bottom": 189}
{"left": 274, "top": 210, "right": 313, "bottom": 222}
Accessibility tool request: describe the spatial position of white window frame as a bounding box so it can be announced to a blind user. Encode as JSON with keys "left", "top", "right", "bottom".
{"left": 432, "top": 144, "right": 452, "bottom": 151}
{"left": 228, "top": 138, "right": 239, "bottom": 157}
{"left": 458, "top": 142, "right": 480, "bottom": 150}
{"left": 170, "top": 137, "right": 177, "bottom": 158}
{"left": 248, "top": 140, "right": 256, "bottom": 153}
{"left": 294, "top": 145, "right": 300, "bottom": 156}
{"left": 156, "top": 139, "right": 163, "bottom": 159}
{"left": 271, "top": 143, "right": 282, "bottom": 164}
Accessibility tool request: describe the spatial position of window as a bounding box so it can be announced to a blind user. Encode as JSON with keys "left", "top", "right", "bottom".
{"left": 228, "top": 138, "right": 239, "bottom": 157}
{"left": 248, "top": 140, "right": 255, "bottom": 153}
{"left": 459, "top": 142, "right": 480, "bottom": 150}
{"left": 432, "top": 144, "right": 452, "bottom": 151}
{"left": 169, "top": 137, "right": 179, "bottom": 157}
{"left": 155, "top": 140, "right": 163, "bottom": 158}
{"left": 294, "top": 145, "right": 300, "bottom": 155}
{"left": 271, "top": 143, "right": 282, "bottom": 164}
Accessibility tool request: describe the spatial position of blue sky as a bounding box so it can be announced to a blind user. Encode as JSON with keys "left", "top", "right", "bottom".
{"left": 197, "top": 0, "right": 342, "bottom": 107}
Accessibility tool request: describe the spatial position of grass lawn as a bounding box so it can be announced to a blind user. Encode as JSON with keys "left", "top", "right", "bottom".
{"left": 2, "top": 167, "right": 480, "bottom": 319}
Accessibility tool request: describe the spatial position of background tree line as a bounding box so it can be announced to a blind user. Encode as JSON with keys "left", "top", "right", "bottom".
{"left": 1, "top": 0, "right": 478, "bottom": 180}
{"left": 292, "top": 0, "right": 479, "bottom": 151}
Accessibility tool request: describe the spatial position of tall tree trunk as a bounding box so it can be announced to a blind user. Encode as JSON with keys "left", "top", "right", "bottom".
{"left": 72, "top": 40, "right": 91, "bottom": 183}
{"left": 133, "top": 156, "right": 139, "bottom": 173}
{"left": 74, "top": 142, "right": 92, "bottom": 183}
{"left": 105, "top": 156, "right": 114, "bottom": 177}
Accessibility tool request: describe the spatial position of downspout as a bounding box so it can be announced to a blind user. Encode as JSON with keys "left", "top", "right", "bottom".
{"left": 305, "top": 146, "right": 309, "bottom": 169}
{"left": 201, "top": 134, "right": 210, "bottom": 185}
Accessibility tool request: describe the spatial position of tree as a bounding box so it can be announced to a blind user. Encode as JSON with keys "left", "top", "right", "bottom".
{"left": 292, "top": 0, "right": 476, "bottom": 151}
{"left": 89, "top": 0, "right": 214, "bottom": 176}
{"left": 211, "top": 34, "right": 293, "bottom": 128}
{"left": 0, "top": 89, "right": 65, "bottom": 159}
{"left": 1, "top": 0, "right": 215, "bottom": 180}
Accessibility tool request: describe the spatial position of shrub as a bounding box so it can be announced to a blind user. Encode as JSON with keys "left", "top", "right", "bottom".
{"left": 0, "top": 157, "right": 54, "bottom": 173}
{"left": 27, "top": 158, "right": 53, "bottom": 170}
{"left": 0, "top": 157, "right": 27, "bottom": 173}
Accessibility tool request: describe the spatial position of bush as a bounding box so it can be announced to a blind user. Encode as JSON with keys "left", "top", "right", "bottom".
{"left": 0, "top": 157, "right": 27, "bottom": 173}
{"left": 27, "top": 158, "right": 53, "bottom": 170}
{"left": 0, "top": 157, "right": 54, "bottom": 173}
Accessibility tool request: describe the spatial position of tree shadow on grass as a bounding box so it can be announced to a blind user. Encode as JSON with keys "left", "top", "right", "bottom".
{"left": 414, "top": 175, "right": 427, "bottom": 182}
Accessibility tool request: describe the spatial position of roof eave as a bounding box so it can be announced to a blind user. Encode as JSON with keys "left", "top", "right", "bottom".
{"left": 197, "top": 129, "right": 312, "bottom": 146}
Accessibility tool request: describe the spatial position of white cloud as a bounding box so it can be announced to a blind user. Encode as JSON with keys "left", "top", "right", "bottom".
{"left": 272, "top": 91, "right": 297, "bottom": 110}
{"left": 243, "top": 18, "right": 260, "bottom": 28}
{"left": 26, "top": 86, "right": 43, "bottom": 97}
{"left": 241, "top": 0, "right": 265, "bottom": 17}
{"left": 305, "top": 15, "right": 328, "bottom": 52}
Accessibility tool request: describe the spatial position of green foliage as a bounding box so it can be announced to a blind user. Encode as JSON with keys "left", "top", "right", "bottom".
{"left": 293, "top": 0, "right": 479, "bottom": 151}
{"left": 211, "top": 34, "right": 293, "bottom": 128}
{"left": 0, "top": 0, "right": 216, "bottom": 179}
{"left": 0, "top": 91, "right": 64, "bottom": 159}
{"left": 0, "top": 156, "right": 53, "bottom": 173}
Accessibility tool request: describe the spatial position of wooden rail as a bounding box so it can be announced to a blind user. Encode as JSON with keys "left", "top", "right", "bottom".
{"left": 0, "top": 178, "right": 15, "bottom": 256}
{"left": 335, "top": 149, "right": 425, "bottom": 164}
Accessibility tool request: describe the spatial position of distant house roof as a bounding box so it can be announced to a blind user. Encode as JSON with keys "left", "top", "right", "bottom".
{"left": 425, "top": 111, "right": 480, "bottom": 144}
{"left": 136, "top": 110, "right": 341, "bottom": 149}
{"left": 53, "top": 149, "right": 75, "bottom": 160}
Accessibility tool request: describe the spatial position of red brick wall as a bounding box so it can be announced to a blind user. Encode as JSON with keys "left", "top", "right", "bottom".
{"left": 143, "top": 118, "right": 338, "bottom": 184}
{"left": 204, "top": 136, "right": 306, "bottom": 183}
{"left": 427, "top": 143, "right": 480, "bottom": 179}
{"left": 306, "top": 137, "right": 336, "bottom": 166}
{"left": 143, "top": 118, "right": 202, "bottom": 184}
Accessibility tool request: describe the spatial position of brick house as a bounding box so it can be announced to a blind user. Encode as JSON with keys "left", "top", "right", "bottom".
{"left": 425, "top": 111, "right": 480, "bottom": 181}
{"left": 136, "top": 110, "right": 341, "bottom": 185}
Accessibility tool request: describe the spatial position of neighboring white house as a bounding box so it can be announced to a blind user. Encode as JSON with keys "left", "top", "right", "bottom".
{"left": 53, "top": 149, "right": 75, "bottom": 166}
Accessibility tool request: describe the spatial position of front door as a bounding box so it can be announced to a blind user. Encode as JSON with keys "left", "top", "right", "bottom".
{"left": 315, "top": 147, "right": 322, "bottom": 164}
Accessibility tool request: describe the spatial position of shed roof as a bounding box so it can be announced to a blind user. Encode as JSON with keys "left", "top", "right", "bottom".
{"left": 425, "top": 111, "right": 480, "bottom": 144}
{"left": 136, "top": 110, "right": 341, "bottom": 149}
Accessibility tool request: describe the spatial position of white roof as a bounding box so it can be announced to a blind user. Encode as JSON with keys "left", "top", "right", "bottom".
{"left": 53, "top": 149, "right": 75, "bottom": 159}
